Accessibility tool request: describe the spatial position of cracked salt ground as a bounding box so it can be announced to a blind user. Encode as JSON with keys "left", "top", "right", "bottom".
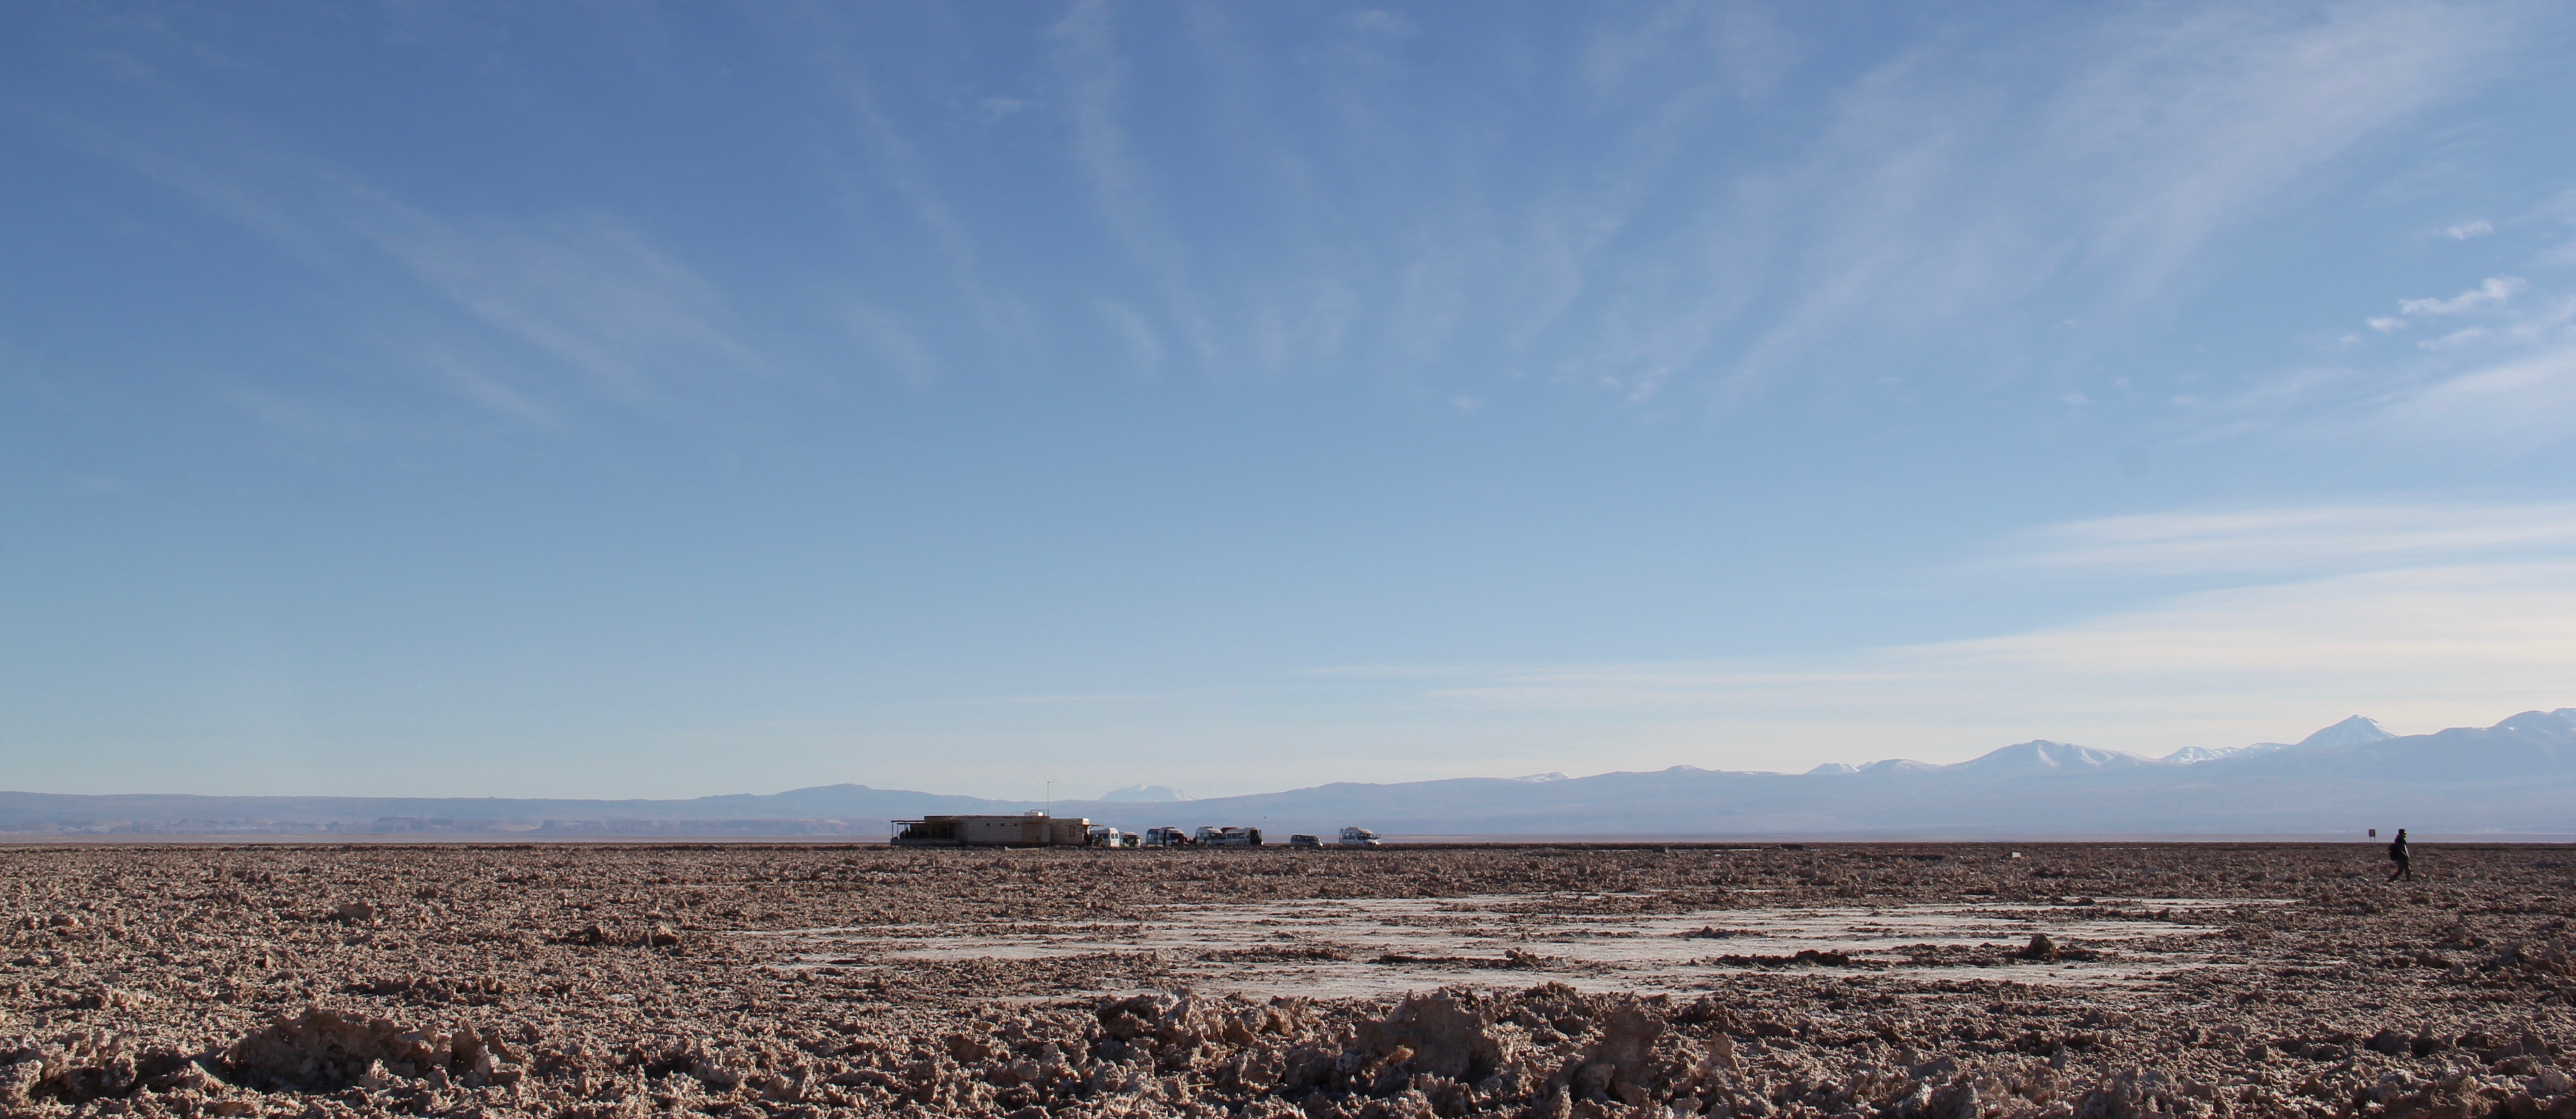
{"left": 751, "top": 894, "right": 2286, "bottom": 998}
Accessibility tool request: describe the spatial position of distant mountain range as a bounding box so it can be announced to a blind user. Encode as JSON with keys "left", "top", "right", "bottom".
{"left": 1095, "top": 785, "right": 1192, "bottom": 803}
{"left": 5, "top": 710, "right": 2570, "bottom": 838}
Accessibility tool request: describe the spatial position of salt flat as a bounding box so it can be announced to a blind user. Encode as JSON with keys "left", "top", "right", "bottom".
{"left": 1, "top": 842, "right": 2569, "bottom": 1116}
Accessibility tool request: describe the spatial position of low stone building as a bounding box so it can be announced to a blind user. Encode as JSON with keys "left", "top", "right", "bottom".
{"left": 889, "top": 812, "right": 1093, "bottom": 847}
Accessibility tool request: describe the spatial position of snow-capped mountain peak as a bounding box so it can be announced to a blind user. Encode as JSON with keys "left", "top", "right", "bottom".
{"left": 2292, "top": 715, "right": 2394, "bottom": 750}
{"left": 1955, "top": 740, "right": 2157, "bottom": 773}
{"left": 2239, "top": 715, "right": 2395, "bottom": 755}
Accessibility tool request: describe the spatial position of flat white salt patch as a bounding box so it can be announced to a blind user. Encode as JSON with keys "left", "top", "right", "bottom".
{"left": 745, "top": 893, "right": 2280, "bottom": 1000}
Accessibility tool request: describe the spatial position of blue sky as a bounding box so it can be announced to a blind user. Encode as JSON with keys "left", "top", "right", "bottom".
{"left": 6, "top": 1, "right": 2576, "bottom": 800}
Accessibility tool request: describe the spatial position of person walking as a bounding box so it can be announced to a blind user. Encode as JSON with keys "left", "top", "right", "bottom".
{"left": 2387, "top": 828, "right": 2412, "bottom": 881}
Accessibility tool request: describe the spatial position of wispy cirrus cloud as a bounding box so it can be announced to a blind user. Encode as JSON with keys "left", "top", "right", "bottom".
{"left": 1306, "top": 563, "right": 2576, "bottom": 771}
{"left": 42, "top": 106, "right": 757, "bottom": 430}
{"left": 1755, "top": 3, "right": 2507, "bottom": 388}
{"left": 2184, "top": 257, "right": 2575, "bottom": 451}
{"left": 1049, "top": 0, "right": 1215, "bottom": 375}
{"left": 839, "top": 302, "right": 941, "bottom": 391}
{"left": 24, "top": 2, "right": 2550, "bottom": 431}
{"left": 1306, "top": 506, "right": 2576, "bottom": 771}
{"left": 1394, "top": 0, "right": 2529, "bottom": 413}
{"left": 340, "top": 207, "right": 756, "bottom": 408}
{"left": 2307, "top": 269, "right": 2576, "bottom": 446}
{"left": 2365, "top": 336, "right": 2576, "bottom": 444}
{"left": 1996, "top": 500, "right": 2576, "bottom": 575}
{"left": 2399, "top": 276, "right": 2526, "bottom": 316}
{"left": 786, "top": 8, "right": 1035, "bottom": 381}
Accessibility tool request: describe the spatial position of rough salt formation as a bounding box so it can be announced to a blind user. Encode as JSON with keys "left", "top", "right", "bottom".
{"left": 0, "top": 842, "right": 2569, "bottom": 1116}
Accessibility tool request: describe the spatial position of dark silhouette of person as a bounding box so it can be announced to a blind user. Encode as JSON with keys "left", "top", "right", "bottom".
{"left": 2387, "top": 829, "right": 2411, "bottom": 881}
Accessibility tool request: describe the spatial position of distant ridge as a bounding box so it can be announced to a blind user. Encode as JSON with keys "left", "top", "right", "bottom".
{"left": 1095, "top": 785, "right": 1191, "bottom": 803}
{"left": 1947, "top": 740, "right": 2156, "bottom": 774}
{"left": 2160, "top": 717, "right": 2395, "bottom": 765}
{"left": 0, "top": 784, "right": 1036, "bottom": 838}
{"left": 1099, "top": 709, "right": 2572, "bottom": 838}
{"left": 5, "top": 710, "right": 2571, "bottom": 838}
{"left": 2288, "top": 715, "right": 2397, "bottom": 750}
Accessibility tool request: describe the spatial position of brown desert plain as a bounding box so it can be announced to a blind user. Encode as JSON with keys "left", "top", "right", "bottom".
{"left": 2, "top": 842, "right": 2573, "bottom": 1118}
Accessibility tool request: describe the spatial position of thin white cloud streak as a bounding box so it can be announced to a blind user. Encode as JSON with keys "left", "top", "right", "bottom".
{"left": 2185, "top": 264, "right": 2574, "bottom": 449}
{"left": 790, "top": 10, "right": 1036, "bottom": 379}
{"left": 826, "top": 0, "right": 2517, "bottom": 410}
{"left": 1999, "top": 501, "right": 2576, "bottom": 575}
{"left": 1049, "top": 0, "right": 1216, "bottom": 373}
{"left": 411, "top": 348, "right": 559, "bottom": 428}
{"left": 1362, "top": 561, "right": 2576, "bottom": 770}
{"left": 1291, "top": 499, "right": 2576, "bottom": 771}
{"left": 2400, "top": 276, "right": 2526, "bottom": 315}
{"left": 840, "top": 303, "right": 942, "bottom": 390}
{"left": 28, "top": 3, "right": 2545, "bottom": 425}
{"left": 1480, "top": 0, "right": 2524, "bottom": 410}
{"left": 1582, "top": 1, "right": 1798, "bottom": 103}
{"left": 25, "top": 1, "right": 2560, "bottom": 471}
{"left": 810, "top": 501, "right": 2576, "bottom": 788}
{"left": 1378, "top": 2, "right": 1802, "bottom": 397}
{"left": 2231, "top": 276, "right": 2576, "bottom": 449}
{"left": 989, "top": 0, "right": 2529, "bottom": 419}
{"left": 2361, "top": 337, "right": 2576, "bottom": 446}
{"left": 1515, "top": 48, "right": 1759, "bottom": 394}
{"left": 1177, "top": 4, "right": 1373, "bottom": 378}
{"left": 49, "top": 109, "right": 755, "bottom": 425}
{"left": 1094, "top": 300, "right": 1164, "bottom": 374}
{"left": 335, "top": 204, "right": 755, "bottom": 407}
{"left": 2042, "top": 5, "right": 2498, "bottom": 303}
{"left": 405, "top": 506, "right": 2576, "bottom": 795}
